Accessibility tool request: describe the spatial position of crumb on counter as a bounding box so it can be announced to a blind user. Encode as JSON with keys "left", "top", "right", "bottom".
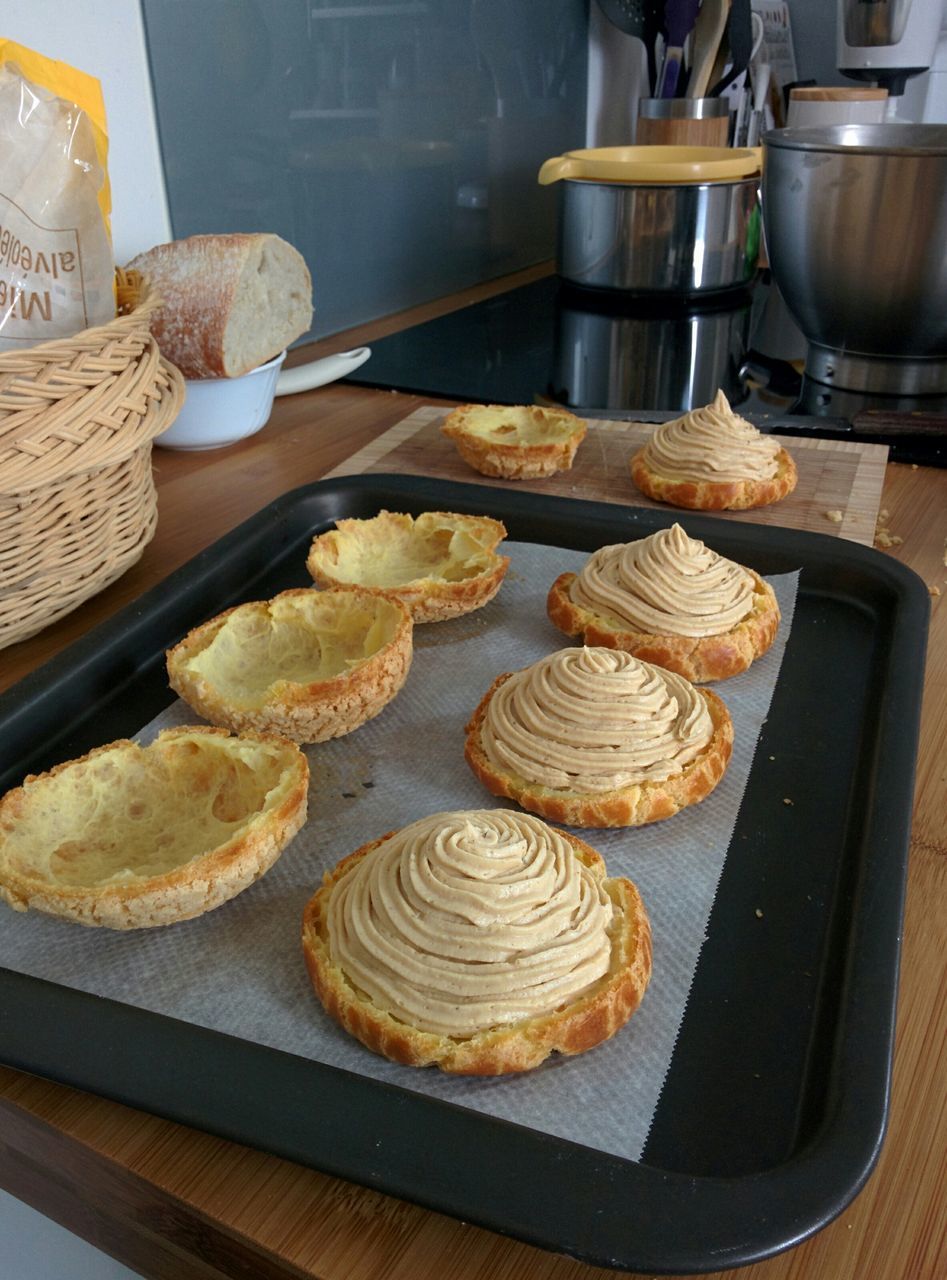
{"left": 874, "top": 508, "right": 904, "bottom": 549}
{"left": 931, "top": 585, "right": 942, "bottom": 597}
{"left": 824, "top": 509, "right": 844, "bottom": 524}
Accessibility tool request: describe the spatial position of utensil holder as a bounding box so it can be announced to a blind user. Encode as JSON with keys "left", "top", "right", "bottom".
{"left": 636, "top": 98, "right": 730, "bottom": 147}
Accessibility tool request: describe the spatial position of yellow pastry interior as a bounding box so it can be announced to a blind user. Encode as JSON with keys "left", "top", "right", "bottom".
{"left": 1, "top": 731, "right": 299, "bottom": 889}
{"left": 176, "top": 590, "right": 405, "bottom": 709}
{"left": 449, "top": 404, "right": 582, "bottom": 446}
{"left": 309, "top": 510, "right": 506, "bottom": 588}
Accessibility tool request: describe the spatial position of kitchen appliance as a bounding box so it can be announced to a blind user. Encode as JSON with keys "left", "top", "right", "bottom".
{"left": 553, "top": 282, "right": 753, "bottom": 410}
{"left": 838, "top": 0, "right": 945, "bottom": 96}
{"left": 762, "top": 123, "right": 947, "bottom": 397}
{"left": 343, "top": 272, "right": 946, "bottom": 464}
{"left": 538, "top": 145, "right": 762, "bottom": 294}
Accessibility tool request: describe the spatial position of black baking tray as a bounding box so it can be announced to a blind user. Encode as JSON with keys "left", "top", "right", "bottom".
{"left": 0, "top": 475, "right": 929, "bottom": 1274}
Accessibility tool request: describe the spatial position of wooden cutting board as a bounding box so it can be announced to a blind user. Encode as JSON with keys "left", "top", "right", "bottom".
{"left": 325, "top": 406, "right": 889, "bottom": 547}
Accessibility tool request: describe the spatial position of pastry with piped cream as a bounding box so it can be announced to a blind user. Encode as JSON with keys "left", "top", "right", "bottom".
{"left": 301, "top": 808, "right": 651, "bottom": 1074}
{"left": 464, "top": 646, "right": 732, "bottom": 828}
{"left": 547, "top": 523, "right": 780, "bottom": 683}
{"left": 630, "top": 390, "right": 797, "bottom": 510}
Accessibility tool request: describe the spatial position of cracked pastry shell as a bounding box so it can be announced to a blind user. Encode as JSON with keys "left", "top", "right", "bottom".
{"left": 441, "top": 403, "right": 587, "bottom": 479}
{"left": 166, "top": 586, "right": 412, "bottom": 744}
{"left": 306, "top": 510, "right": 510, "bottom": 623}
{"left": 0, "top": 726, "right": 308, "bottom": 929}
{"left": 301, "top": 812, "right": 652, "bottom": 1075}
{"left": 464, "top": 654, "right": 733, "bottom": 828}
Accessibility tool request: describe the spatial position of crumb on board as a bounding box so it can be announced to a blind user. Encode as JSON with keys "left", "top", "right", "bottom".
{"left": 931, "top": 585, "right": 942, "bottom": 597}
{"left": 824, "top": 509, "right": 844, "bottom": 524}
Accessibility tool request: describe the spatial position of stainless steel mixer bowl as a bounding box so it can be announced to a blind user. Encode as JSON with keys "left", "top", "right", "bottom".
{"left": 762, "top": 124, "right": 947, "bottom": 394}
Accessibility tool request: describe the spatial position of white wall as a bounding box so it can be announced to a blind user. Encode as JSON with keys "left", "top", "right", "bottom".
{"left": 3, "top": 0, "right": 171, "bottom": 262}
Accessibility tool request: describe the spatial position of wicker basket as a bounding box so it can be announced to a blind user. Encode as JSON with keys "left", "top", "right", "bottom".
{"left": 0, "top": 270, "right": 185, "bottom": 650}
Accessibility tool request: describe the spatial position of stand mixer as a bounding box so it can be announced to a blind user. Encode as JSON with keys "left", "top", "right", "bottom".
{"left": 837, "top": 0, "right": 945, "bottom": 98}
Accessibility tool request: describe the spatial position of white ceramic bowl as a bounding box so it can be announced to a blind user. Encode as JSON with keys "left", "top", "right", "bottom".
{"left": 155, "top": 351, "right": 287, "bottom": 451}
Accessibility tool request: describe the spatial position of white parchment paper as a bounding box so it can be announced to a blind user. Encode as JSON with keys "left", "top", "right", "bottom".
{"left": 0, "top": 542, "right": 798, "bottom": 1163}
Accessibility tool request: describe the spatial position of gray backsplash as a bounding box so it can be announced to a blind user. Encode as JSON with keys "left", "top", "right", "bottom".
{"left": 141, "top": 0, "right": 588, "bottom": 341}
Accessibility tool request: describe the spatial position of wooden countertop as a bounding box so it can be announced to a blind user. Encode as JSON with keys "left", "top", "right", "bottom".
{"left": 1, "top": 285, "right": 945, "bottom": 1280}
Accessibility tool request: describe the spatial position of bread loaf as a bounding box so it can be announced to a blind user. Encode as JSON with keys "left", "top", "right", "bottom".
{"left": 126, "top": 233, "right": 312, "bottom": 379}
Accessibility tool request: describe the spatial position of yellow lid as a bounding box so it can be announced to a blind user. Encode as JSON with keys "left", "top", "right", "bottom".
{"left": 538, "top": 146, "right": 762, "bottom": 186}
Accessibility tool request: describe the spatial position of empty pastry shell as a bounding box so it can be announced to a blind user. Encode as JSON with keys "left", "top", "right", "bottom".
{"left": 441, "top": 404, "right": 587, "bottom": 479}
{"left": 306, "top": 510, "right": 510, "bottom": 623}
{"left": 0, "top": 726, "right": 309, "bottom": 929}
{"left": 166, "top": 586, "right": 413, "bottom": 743}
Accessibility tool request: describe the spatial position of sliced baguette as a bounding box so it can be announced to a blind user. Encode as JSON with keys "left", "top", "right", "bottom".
{"left": 126, "top": 233, "right": 312, "bottom": 379}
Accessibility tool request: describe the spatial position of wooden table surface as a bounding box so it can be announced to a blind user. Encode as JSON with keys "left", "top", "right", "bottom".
{"left": 1, "top": 282, "right": 945, "bottom": 1280}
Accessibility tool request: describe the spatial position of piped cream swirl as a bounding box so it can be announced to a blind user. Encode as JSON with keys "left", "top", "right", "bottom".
{"left": 481, "top": 646, "right": 713, "bottom": 793}
{"left": 326, "top": 809, "right": 614, "bottom": 1037}
{"left": 570, "top": 524, "right": 755, "bottom": 638}
{"left": 642, "top": 390, "right": 780, "bottom": 483}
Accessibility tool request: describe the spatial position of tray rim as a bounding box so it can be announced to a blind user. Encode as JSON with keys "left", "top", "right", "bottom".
{"left": 0, "top": 473, "right": 930, "bottom": 1274}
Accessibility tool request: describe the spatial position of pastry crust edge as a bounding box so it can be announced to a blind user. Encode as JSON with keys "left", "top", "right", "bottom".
{"left": 301, "top": 827, "right": 652, "bottom": 1075}
{"left": 546, "top": 569, "right": 781, "bottom": 684}
{"left": 166, "top": 586, "right": 413, "bottom": 743}
{"left": 306, "top": 511, "right": 511, "bottom": 623}
{"left": 441, "top": 404, "right": 588, "bottom": 480}
{"left": 629, "top": 446, "right": 798, "bottom": 510}
{"left": 0, "top": 726, "right": 309, "bottom": 929}
{"left": 464, "top": 678, "right": 733, "bottom": 828}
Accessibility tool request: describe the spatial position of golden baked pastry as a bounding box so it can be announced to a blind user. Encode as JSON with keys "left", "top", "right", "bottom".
{"left": 306, "top": 510, "right": 510, "bottom": 623}
{"left": 630, "top": 390, "right": 798, "bottom": 510}
{"left": 301, "top": 809, "right": 651, "bottom": 1074}
{"left": 166, "top": 586, "right": 412, "bottom": 744}
{"left": 547, "top": 523, "right": 780, "bottom": 683}
{"left": 464, "top": 647, "right": 732, "bottom": 828}
{"left": 0, "top": 726, "right": 308, "bottom": 929}
{"left": 441, "top": 403, "right": 587, "bottom": 479}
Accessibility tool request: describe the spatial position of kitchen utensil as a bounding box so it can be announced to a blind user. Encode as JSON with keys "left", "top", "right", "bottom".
{"left": 596, "top": 0, "right": 648, "bottom": 41}
{"left": 687, "top": 0, "right": 730, "bottom": 99}
{"left": 539, "top": 146, "right": 762, "bottom": 294}
{"left": 762, "top": 124, "right": 947, "bottom": 395}
{"left": 0, "top": 473, "right": 927, "bottom": 1273}
{"left": 276, "top": 347, "right": 372, "bottom": 395}
{"left": 708, "top": 0, "right": 753, "bottom": 97}
{"left": 656, "top": 0, "right": 701, "bottom": 98}
{"left": 636, "top": 96, "right": 730, "bottom": 146}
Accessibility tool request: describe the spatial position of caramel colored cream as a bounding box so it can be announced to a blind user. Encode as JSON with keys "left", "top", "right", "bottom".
{"left": 481, "top": 646, "right": 713, "bottom": 793}
{"left": 642, "top": 389, "right": 781, "bottom": 483}
{"left": 326, "top": 809, "right": 615, "bottom": 1037}
{"left": 570, "top": 523, "right": 755, "bottom": 638}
